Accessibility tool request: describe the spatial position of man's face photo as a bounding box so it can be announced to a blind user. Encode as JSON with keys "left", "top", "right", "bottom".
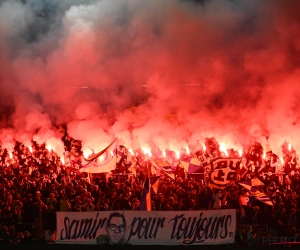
{"left": 107, "top": 216, "right": 125, "bottom": 244}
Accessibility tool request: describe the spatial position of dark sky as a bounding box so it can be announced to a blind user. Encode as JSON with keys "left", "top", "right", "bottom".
{"left": 1, "top": 0, "right": 300, "bottom": 157}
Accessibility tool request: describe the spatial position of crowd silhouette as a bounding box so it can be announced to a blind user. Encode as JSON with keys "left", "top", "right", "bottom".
{"left": 0, "top": 127, "right": 300, "bottom": 245}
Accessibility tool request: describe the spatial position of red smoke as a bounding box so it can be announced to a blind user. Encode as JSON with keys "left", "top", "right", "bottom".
{"left": 0, "top": 0, "right": 300, "bottom": 157}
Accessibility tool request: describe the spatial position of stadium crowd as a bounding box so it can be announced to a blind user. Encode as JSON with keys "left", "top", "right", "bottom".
{"left": 0, "top": 126, "right": 300, "bottom": 245}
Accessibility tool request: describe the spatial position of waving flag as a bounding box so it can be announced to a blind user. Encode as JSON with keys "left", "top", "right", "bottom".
{"left": 140, "top": 175, "right": 160, "bottom": 210}
{"left": 115, "top": 145, "right": 128, "bottom": 164}
{"left": 83, "top": 138, "right": 118, "bottom": 162}
{"left": 79, "top": 138, "right": 117, "bottom": 173}
{"left": 150, "top": 176, "right": 160, "bottom": 194}
{"left": 151, "top": 160, "right": 175, "bottom": 179}
{"left": 238, "top": 177, "right": 265, "bottom": 192}
{"left": 179, "top": 157, "right": 202, "bottom": 174}
{"left": 253, "top": 190, "right": 273, "bottom": 206}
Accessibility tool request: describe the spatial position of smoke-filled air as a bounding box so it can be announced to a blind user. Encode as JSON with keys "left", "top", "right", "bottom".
{"left": 1, "top": 0, "right": 300, "bottom": 159}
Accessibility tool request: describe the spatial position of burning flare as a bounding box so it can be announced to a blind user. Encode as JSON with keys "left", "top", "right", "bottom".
{"left": 219, "top": 143, "right": 228, "bottom": 157}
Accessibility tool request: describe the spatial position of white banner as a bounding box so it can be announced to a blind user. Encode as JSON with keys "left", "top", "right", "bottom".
{"left": 56, "top": 210, "right": 236, "bottom": 245}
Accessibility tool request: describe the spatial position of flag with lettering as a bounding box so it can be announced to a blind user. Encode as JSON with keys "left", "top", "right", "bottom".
{"left": 208, "top": 158, "right": 241, "bottom": 190}
{"left": 197, "top": 153, "right": 212, "bottom": 167}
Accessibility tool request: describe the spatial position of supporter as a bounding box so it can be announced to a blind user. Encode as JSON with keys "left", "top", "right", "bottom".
{"left": 226, "top": 190, "right": 239, "bottom": 209}
{"left": 45, "top": 192, "right": 58, "bottom": 212}
{"left": 96, "top": 196, "right": 109, "bottom": 211}
{"left": 277, "top": 219, "right": 290, "bottom": 237}
{"left": 187, "top": 198, "right": 196, "bottom": 210}
{"left": 252, "top": 206, "right": 264, "bottom": 224}
{"left": 44, "top": 229, "right": 56, "bottom": 244}
{"left": 118, "top": 194, "right": 131, "bottom": 210}
{"left": 91, "top": 185, "right": 101, "bottom": 201}
{"left": 287, "top": 208, "right": 299, "bottom": 230}
{"left": 106, "top": 196, "right": 117, "bottom": 211}
{"left": 198, "top": 186, "right": 210, "bottom": 210}
{"left": 72, "top": 196, "right": 82, "bottom": 211}
{"left": 211, "top": 188, "right": 222, "bottom": 209}
{"left": 129, "top": 197, "right": 138, "bottom": 210}
{"left": 178, "top": 198, "right": 189, "bottom": 211}
{"left": 19, "top": 230, "right": 34, "bottom": 244}
{"left": 235, "top": 225, "right": 248, "bottom": 246}
{"left": 2, "top": 205, "right": 14, "bottom": 225}
{"left": 59, "top": 192, "right": 71, "bottom": 212}
{"left": 247, "top": 226, "right": 259, "bottom": 246}
{"left": 166, "top": 196, "right": 177, "bottom": 210}
{"left": 33, "top": 192, "right": 44, "bottom": 225}
{"left": 15, "top": 231, "right": 24, "bottom": 244}
{"left": 1, "top": 225, "right": 12, "bottom": 244}
{"left": 277, "top": 204, "right": 289, "bottom": 225}
{"left": 153, "top": 193, "right": 164, "bottom": 211}
{"left": 81, "top": 198, "right": 95, "bottom": 211}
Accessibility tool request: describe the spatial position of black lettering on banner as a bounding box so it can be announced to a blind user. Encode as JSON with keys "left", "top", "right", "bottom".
{"left": 228, "top": 160, "right": 234, "bottom": 170}
{"left": 209, "top": 159, "right": 240, "bottom": 188}
{"left": 60, "top": 212, "right": 107, "bottom": 240}
{"left": 169, "top": 213, "right": 232, "bottom": 244}
{"left": 213, "top": 169, "right": 225, "bottom": 182}
{"left": 214, "top": 160, "right": 228, "bottom": 169}
{"left": 127, "top": 217, "right": 166, "bottom": 241}
{"left": 220, "top": 216, "right": 231, "bottom": 238}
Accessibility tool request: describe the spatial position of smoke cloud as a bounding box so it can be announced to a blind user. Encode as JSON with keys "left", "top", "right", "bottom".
{"left": 1, "top": 0, "right": 300, "bottom": 157}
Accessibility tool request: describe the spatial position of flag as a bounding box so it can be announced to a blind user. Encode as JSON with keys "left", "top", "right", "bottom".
{"left": 150, "top": 176, "right": 160, "bottom": 194}
{"left": 140, "top": 176, "right": 151, "bottom": 211}
{"left": 83, "top": 138, "right": 118, "bottom": 162}
{"left": 197, "top": 153, "right": 212, "bottom": 167}
{"left": 115, "top": 145, "right": 128, "bottom": 165}
{"left": 79, "top": 138, "right": 117, "bottom": 173}
{"left": 238, "top": 177, "right": 265, "bottom": 192}
{"left": 79, "top": 155, "right": 117, "bottom": 173}
{"left": 151, "top": 160, "right": 175, "bottom": 179}
{"left": 179, "top": 157, "right": 202, "bottom": 174}
{"left": 208, "top": 158, "right": 241, "bottom": 189}
{"left": 253, "top": 190, "right": 273, "bottom": 206}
